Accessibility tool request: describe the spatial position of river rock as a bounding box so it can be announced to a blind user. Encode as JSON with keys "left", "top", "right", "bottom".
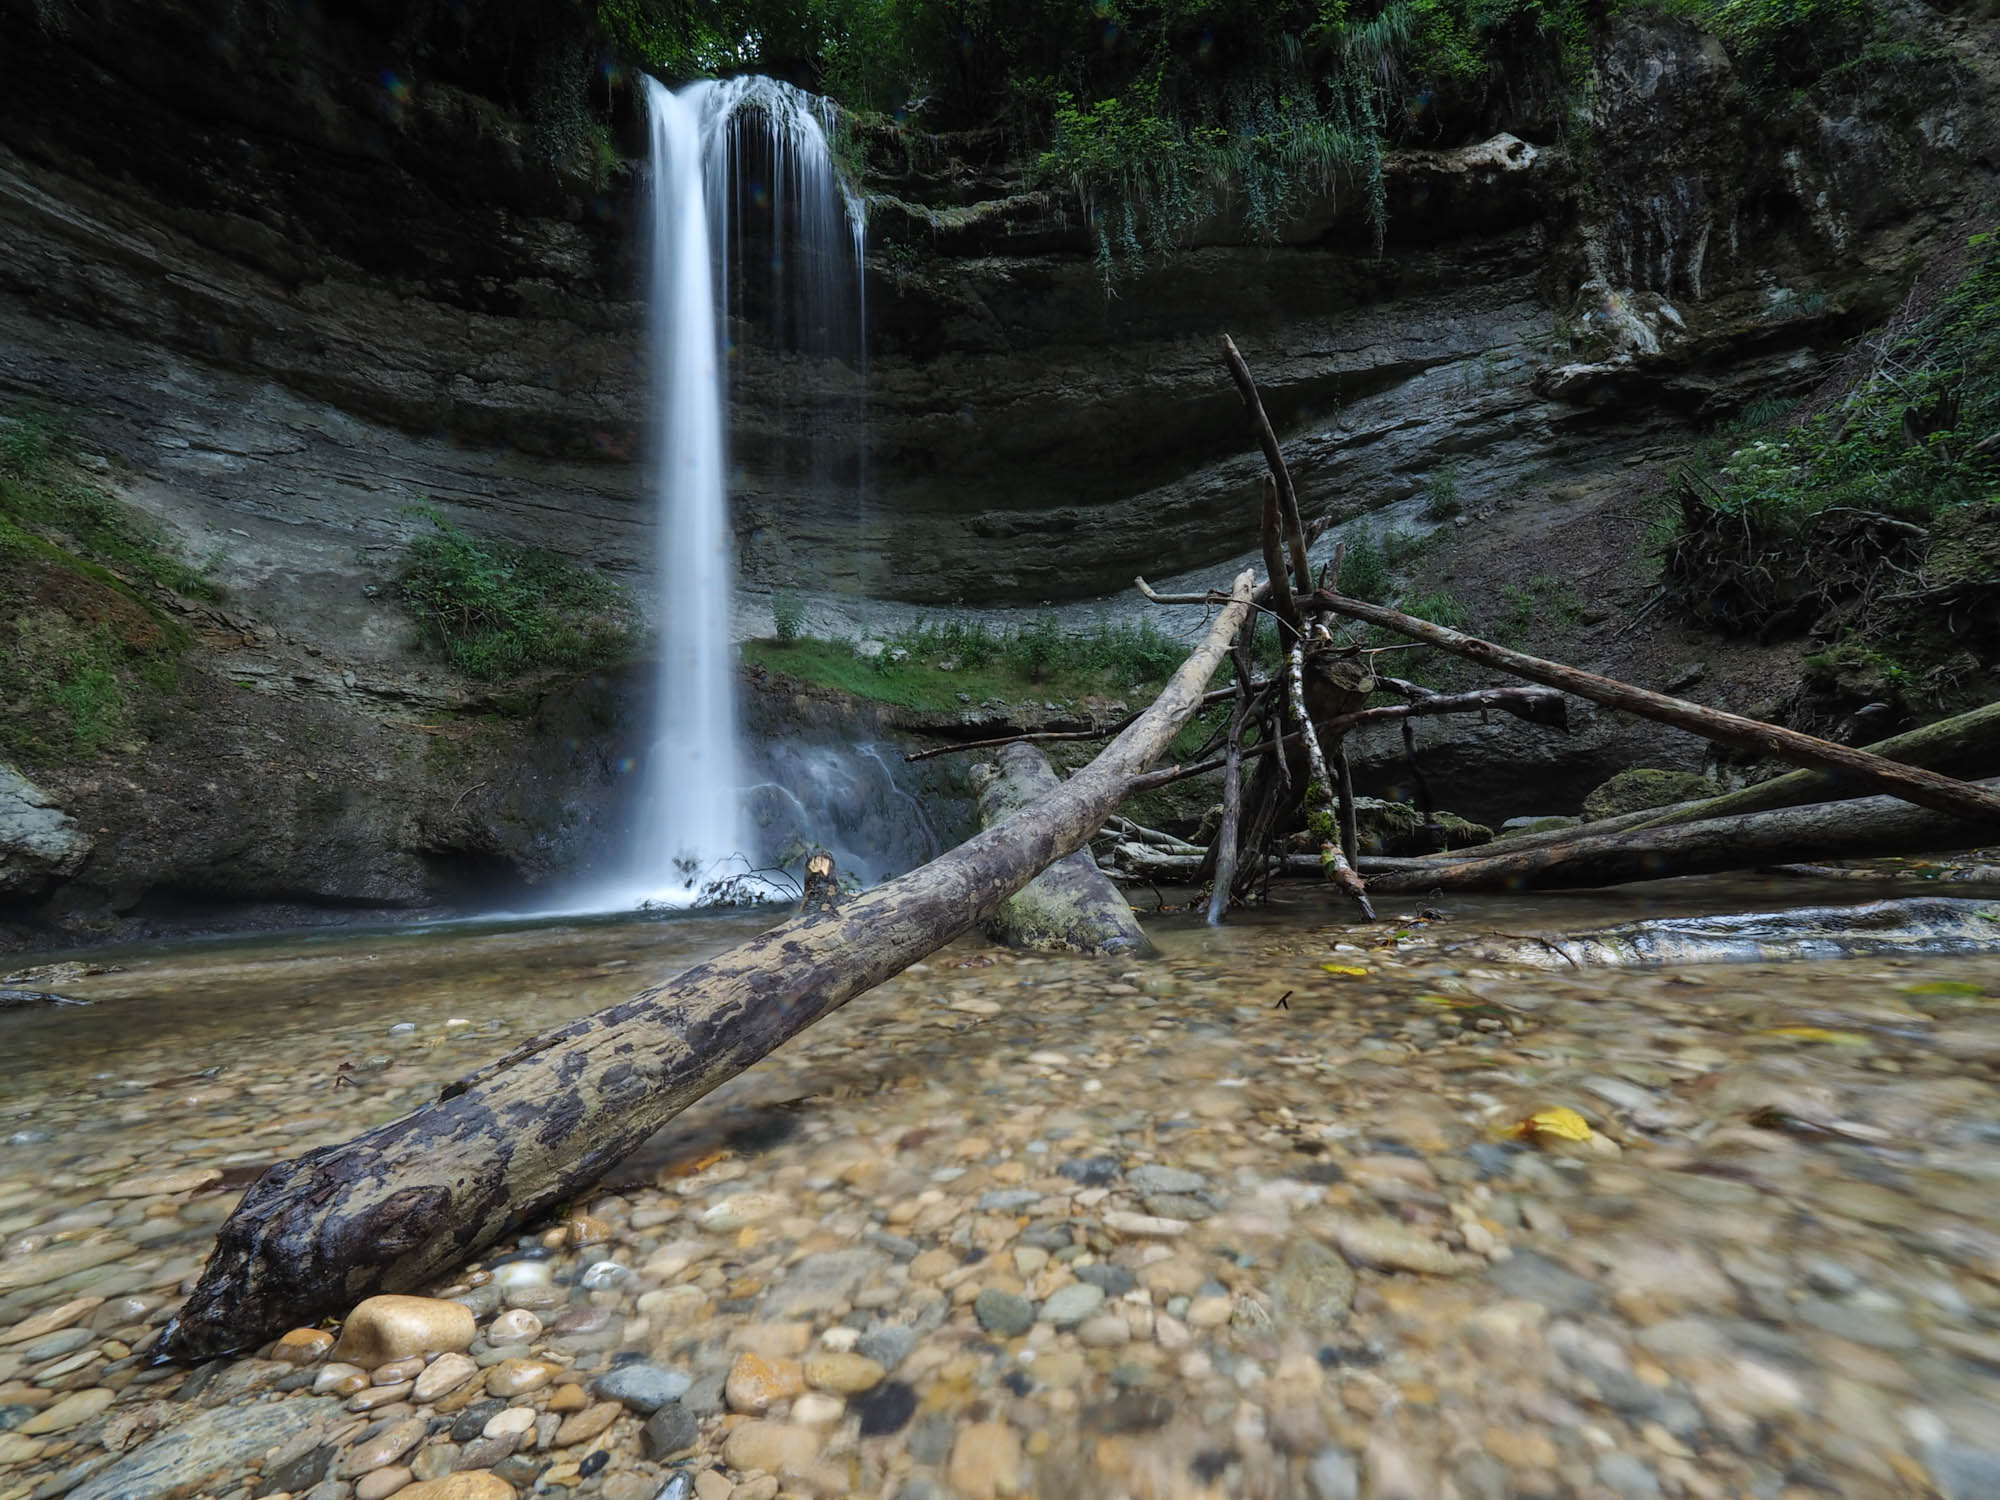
{"left": 1040, "top": 1282, "right": 1106, "bottom": 1327}
{"left": 273, "top": 1327, "right": 337, "bottom": 1365}
{"left": 399, "top": 1475, "right": 517, "bottom": 1500}
{"left": 1, "top": 1297, "right": 103, "bottom": 1346}
{"left": 726, "top": 1351, "right": 804, "bottom": 1413}
{"left": 102, "top": 1166, "right": 221, "bottom": 1198}
{"left": 339, "top": 1414, "right": 427, "bottom": 1476}
{"left": 592, "top": 1361, "right": 691, "bottom": 1412}
{"left": 641, "top": 1402, "right": 699, "bottom": 1458}
{"left": 553, "top": 1399, "right": 621, "bottom": 1447}
{"left": 333, "top": 1297, "right": 477, "bottom": 1369}
{"left": 722, "top": 1418, "right": 820, "bottom": 1472}
{"left": 947, "top": 1421, "right": 1023, "bottom": 1500}
{"left": 803, "top": 1350, "right": 885, "bottom": 1393}
{"left": 70, "top": 1396, "right": 341, "bottom": 1500}
{"left": 1126, "top": 1165, "right": 1207, "bottom": 1195}
{"left": 485, "top": 1358, "right": 557, "bottom": 1397}
{"left": 485, "top": 1309, "right": 542, "bottom": 1345}
{"left": 1272, "top": 1238, "right": 1357, "bottom": 1331}
{"left": 414, "top": 1352, "right": 480, "bottom": 1403}
{"left": 18, "top": 1387, "right": 114, "bottom": 1433}
{"left": 1326, "top": 1217, "right": 1470, "bottom": 1276}
{"left": 975, "top": 1288, "right": 1034, "bottom": 1337}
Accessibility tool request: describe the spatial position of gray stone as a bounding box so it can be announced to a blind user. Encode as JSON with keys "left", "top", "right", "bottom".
{"left": 1039, "top": 1282, "right": 1106, "bottom": 1328}
{"left": 863, "top": 1230, "right": 920, "bottom": 1262}
{"left": 1141, "top": 1193, "right": 1212, "bottom": 1221}
{"left": 1935, "top": 1445, "right": 2000, "bottom": 1500}
{"left": 1125, "top": 1165, "right": 1207, "bottom": 1195}
{"left": 1307, "top": 1450, "right": 1359, "bottom": 1500}
{"left": 679, "top": 1373, "right": 726, "bottom": 1415}
{"left": 976, "top": 1189, "right": 1043, "bottom": 1213}
{"left": 1057, "top": 1158, "right": 1121, "bottom": 1187}
{"left": 1794, "top": 1297, "right": 1919, "bottom": 1351}
{"left": 0, "top": 762, "right": 91, "bottom": 896}
{"left": 907, "top": 1412, "right": 956, "bottom": 1466}
{"left": 640, "top": 1402, "right": 698, "bottom": 1459}
{"left": 760, "top": 1249, "right": 888, "bottom": 1319}
{"left": 1595, "top": 1453, "right": 1662, "bottom": 1497}
{"left": 1486, "top": 1250, "right": 1599, "bottom": 1315}
{"left": 974, "top": 1289, "right": 1034, "bottom": 1338}
{"left": 70, "top": 1397, "right": 340, "bottom": 1500}
{"left": 593, "top": 1361, "right": 692, "bottom": 1413}
{"left": 1074, "top": 1264, "right": 1136, "bottom": 1297}
{"left": 1271, "top": 1238, "right": 1356, "bottom": 1332}
{"left": 856, "top": 1322, "right": 916, "bottom": 1370}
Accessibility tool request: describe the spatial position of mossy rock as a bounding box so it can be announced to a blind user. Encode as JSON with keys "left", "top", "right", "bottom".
{"left": 1582, "top": 769, "right": 1719, "bottom": 820}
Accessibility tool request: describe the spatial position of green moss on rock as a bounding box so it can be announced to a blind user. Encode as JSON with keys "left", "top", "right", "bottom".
{"left": 1582, "top": 768, "right": 1720, "bottom": 819}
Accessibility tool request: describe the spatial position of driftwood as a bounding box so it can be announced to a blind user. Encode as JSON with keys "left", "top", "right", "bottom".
{"left": 1366, "top": 776, "right": 2000, "bottom": 893}
{"left": 971, "top": 743, "right": 1156, "bottom": 956}
{"left": 1303, "top": 589, "right": 2000, "bottom": 825}
{"left": 1288, "top": 640, "right": 1375, "bottom": 919}
{"left": 156, "top": 574, "right": 1255, "bottom": 1361}
{"left": 1628, "top": 699, "right": 2000, "bottom": 831}
{"left": 1207, "top": 612, "right": 1257, "bottom": 924}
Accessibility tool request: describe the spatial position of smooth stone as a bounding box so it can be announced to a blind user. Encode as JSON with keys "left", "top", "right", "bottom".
{"left": 1142, "top": 1193, "right": 1212, "bottom": 1221}
{"left": 553, "top": 1400, "right": 620, "bottom": 1447}
{"left": 348, "top": 1382, "right": 413, "bottom": 1411}
{"left": 488, "top": 1262, "right": 551, "bottom": 1293}
{"left": 947, "top": 1421, "right": 1022, "bottom": 1500}
{"left": 483, "top": 1407, "right": 537, "bottom": 1440}
{"left": 1126, "top": 1166, "right": 1207, "bottom": 1195}
{"left": 853, "top": 1381, "right": 918, "bottom": 1438}
{"left": 759, "top": 1249, "right": 888, "bottom": 1319}
{"left": 485, "top": 1360, "right": 556, "bottom": 1398}
{"left": 1074, "top": 1264, "right": 1137, "bottom": 1297}
{"left": 547, "top": 1382, "right": 588, "bottom": 1414}
{"left": 399, "top": 1475, "right": 517, "bottom": 1500}
{"left": 856, "top": 1323, "right": 916, "bottom": 1370}
{"left": 640, "top": 1402, "right": 698, "bottom": 1459}
{"left": 484, "top": 1310, "right": 542, "bottom": 1346}
{"left": 1101, "top": 1211, "right": 1189, "bottom": 1238}
{"left": 977, "top": 1189, "right": 1042, "bottom": 1213}
{"left": 697, "top": 1192, "right": 788, "bottom": 1232}
{"left": 334, "top": 1297, "right": 477, "bottom": 1370}
{"left": 1308, "top": 1449, "right": 1360, "bottom": 1500}
{"left": 0, "top": 1242, "right": 133, "bottom": 1293}
{"left": 722, "top": 1419, "right": 820, "bottom": 1473}
{"left": 1077, "top": 1314, "right": 1131, "bottom": 1348}
{"left": 975, "top": 1289, "right": 1034, "bottom": 1338}
{"left": 18, "top": 1387, "right": 113, "bottom": 1434}
{"left": 340, "top": 1416, "right": 428, "bottom": 1477}
{"left": 1271, "top": 1238, "right": 1356, "bottom": 1332}
{"left": 356, "top": 1466, "right": 415, "bottom": 1500}
{"left": 1057, "top": 1157, "right": 1121, "bottom": 1187}
{"left": 725, "top": 1352, "right": 804, "bottom": 1413}
{"left": 1487, "top": 1251, "right": 1600, "bottom": 1315}
{"left": 102, "top": 1168, "right": 220, "bottom": 1199}
{"left": 414, "top": 1353, "right": 479, "bottom": 1404}
{"left": 315, "top": 1362, "right": 369, "bottom": 1395}
{"left": 1039, "top": 1282, "right": 1106, "bottom": 1328}
{"left": 1, "top": 1299, "right": 102, "bottom": 1347}
{"left": 274, "top": 1328, "right": 337, "bottom": 1366}
{"left": 374, "top": 1355, "right": 426, "bottom": 1385}
{"left": 591, "top": 1361, "right": 690, "bottom": 1413}
{"left": 803, "top": 1350, "right": 885, "bottom": 1394}
{"left": 1327, "top": 1218, "right": 1466, "bottom": 1276}
{"left": 20, "top": 1327, "right": 93, "bottom": 1361}
{"left": 452, "top": 1400, "right": 507, "bottom": 1441}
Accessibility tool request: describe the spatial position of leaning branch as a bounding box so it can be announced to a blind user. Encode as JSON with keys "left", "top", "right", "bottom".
{"left": 156, "top": 576, "right": 1258, "bottom": 1360}
{"left": 1301, "top": 589, "right": 2000, "bottom": 825}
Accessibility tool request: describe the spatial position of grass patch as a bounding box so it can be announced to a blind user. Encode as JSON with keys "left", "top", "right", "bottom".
{"left": 396, "top": 510, "right": 641, "bottom": 682}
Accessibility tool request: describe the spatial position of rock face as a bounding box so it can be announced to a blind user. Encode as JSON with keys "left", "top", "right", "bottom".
{"left": 0, "top": 762, "right": 91, "bottom": 896}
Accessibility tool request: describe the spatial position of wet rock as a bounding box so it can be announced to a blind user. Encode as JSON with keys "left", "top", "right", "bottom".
{"left": 1271, "top": 1238, "right": 1356, "bottom": 1332}
{"left": 722, "top": 1418, "right": 820, "bottom": 1473}
{"left": 1057, "top": 1157, "right": 1121, "bottom": 1187}
{"left": 356, "top": 1465, "right": 415, "bottom": 1500}
{"left": 1074, "top": 1264, "right": 1136, "bottom": 1297}
{"left": 483, "top": 1310, "right": 541, "bottom": 1346}
{"left": 946, "top": 1421, "right": 1022, "bottom": 1500}
{"left": 340, "top": 1415, "right": 427, "bottom": 1477}
{"left": 856, "top": 1322, "right": 916, "bottom": 1370}
{"left": 399, "top": 1475, "right": 516, "bottom": 1500}
{"left": 640, "top": 1402, "right": 698, "bottom": 1459}
{"left": 975, "top": 1289, "right": 1034, "bottom": 1337}
{"left": 1307, "top": 1449, "right": 1359, "bottom": 1500}
{"left": 18, "top": 1387, "right": 113, "bottom": 1434}
{"left": 725, "top": 1351, "right": 804, "bottom": 1413}
{"left": 1039, "top": 1282, "right": 1105, "bottom": 1327}
{"left": 592, "top": 1361, "right": 691, "bottom": 1413}
{"left": 760, "top": 1248, "right": 888, "bottom": 1318}
{"left": 413, "top": 1353, "right": 479, "bottom": 1404}
{"left": 272, "top": 1328, "right": 337, "bottom": 1365}
{"left": 854, "top": 1380, "right": 918, "bottom": 1437}
{"left": 2, "top": 1298, "right": 103, "bottom": 1346}
{"left": 803, "top": 1350, "right": 885, "bottom": 1393}
{"left": 484, "top": 1359, "right": 556, "bottom": 1397}
{"left": 333, "top": 1297, "right": 477, "bottom": 1369}
{"left": 70, "top": 1396, "right": 339, "bottom": 1500}
{"left": 552, "top": 1400, "right": 620, "bottom": 1447}
{"left": 1486, "top": 1250, "right": 1600, "bottom": 1314}
{"left": 1125, "top": 1166, "right": 1207, "bottom": 1195}
{"left": 1101, "top": 1210, "right": 1190, "bottom": 1238}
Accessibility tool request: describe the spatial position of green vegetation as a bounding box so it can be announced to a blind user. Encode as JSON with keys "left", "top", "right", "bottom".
{"left": 1494, "top": 573, "right": 1582, "bottom": 645}
{"left": 1420, "top": 464, "right": 1462, "bottom": 521}
{"left": 0, "top": 413, "right": 199, "bottom": 764}
{"left": 772, "top": 588, "right": 807, "bottom": 641}
{"left": 395, "top": 510, "right": 641, "bottom": 682}
{"left": 744, "top": 611, "right": 1194, "bottom": 712}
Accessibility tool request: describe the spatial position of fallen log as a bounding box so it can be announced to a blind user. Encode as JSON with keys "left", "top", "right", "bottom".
{"left": 1628, "top": 699, "right": 2000, "bottom": 831}
{"left": 1301, "top": 589, "right": 2000, "bottom": 826}
{"left": 155, "top": 574, "right": 1255, "bottom": 1361}
{"left": 972, "top": 743, "right": 1156, "bottom": 956}
{"left": 1365, "top": 776, "right": 2000, "bottom": 893}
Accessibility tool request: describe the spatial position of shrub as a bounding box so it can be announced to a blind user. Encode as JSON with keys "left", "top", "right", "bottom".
{"left": 395, "top": 510, "right": 639, "bottom": 682}
{"left": 1334, "top": 533, "right": 1392, "bottom": 603}
{"left": 1421, "top": 465, "right": 1462, "bottom": 521}
{"left": 772, "top": 588, "right": 806, "bottom": 641}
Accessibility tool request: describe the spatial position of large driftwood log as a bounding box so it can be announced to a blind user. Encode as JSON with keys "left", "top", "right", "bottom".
{"left": 971, "top": 742, "right": 1157, "bottom": 956}
{"left": 156, "top": 574, "right": 1255, "bottom": 1361}
{"left": 1365, "top": 776, "right": 2000, "bottom": 893}
{"left": 1302, "top": 589, "right": 2000, "bottom": 825}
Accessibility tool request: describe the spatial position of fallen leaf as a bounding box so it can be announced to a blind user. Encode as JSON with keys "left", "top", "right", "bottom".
{"left": 1902, "top": 980, "right": 1984, "bottom": 997}
{"left": 1513, "top": 1106, "right": 1593, "bottom": 1144}
{"left": 1321, "top": 964, "right": 1369, "bottom": 977}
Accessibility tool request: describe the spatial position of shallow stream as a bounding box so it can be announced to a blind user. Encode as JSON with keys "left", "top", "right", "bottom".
{"left": 2, "top": 880, "right": 1997, "bottom": 1500}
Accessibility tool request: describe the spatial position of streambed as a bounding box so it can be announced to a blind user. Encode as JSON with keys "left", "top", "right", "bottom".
{"left": 1, "top": 883, "right": 1997, "bottom": 1500}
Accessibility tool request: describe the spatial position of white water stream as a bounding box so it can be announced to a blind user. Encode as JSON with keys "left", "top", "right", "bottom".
{"left": 618, "top": 75, "right": 865, "bottom": 907}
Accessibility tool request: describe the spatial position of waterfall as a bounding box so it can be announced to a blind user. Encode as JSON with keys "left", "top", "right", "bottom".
{"left": 624, "top": 74, "right": 865, "bottom": 906}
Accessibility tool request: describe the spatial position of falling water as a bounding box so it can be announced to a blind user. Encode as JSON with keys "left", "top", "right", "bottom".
{"left": 623, "top": 75, "right": 866, "bottom": 905}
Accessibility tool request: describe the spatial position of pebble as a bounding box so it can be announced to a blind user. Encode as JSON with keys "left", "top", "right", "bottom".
{"left": 483, "top": 1405, "right": 537, "bottom": 1439}
{"left": 641, "top": 1402, "right": 699, "bottom": 1458}
{"left": 356, "top": 1466, "right": 414, "bottom": 1500}
{"left": 1325, "top": 1217, "right": 1467, "bottom": 1276}
{"left": 1125, "top": 1165, "right": 1207, "bottom": 1195}
{"left": 273, "top": 1327, "right": 337, "bottom": 1365}
{"left": 553, "top": 1399, "right": 621, "bottom": 1447}
{"left": 412, "top": 1352, "right": 479, "bottom": 1403}
{"left": 339, "top": 1415, "right": 427, "bottom": 1476}
{"left": 975, "top": 1289, "right": 1034, "bottom": 1337}
{"left": 484, "top": 1309, "right": 542, "bottom": 1346}
{"left": 946, "top": 1421, "right": 1022, "bottom": 1500}
{"left": 333, "top": 1297, "right": 477, "bottom": 1369}
{"left": 1039, "top": 1282, "right": 1106, "bottom": 1327}
{"left": 485, "top": 1359, "right": 557, "bottom": 1397}
{"left": 725, "top": 1351, "right": 804, "bottom": 1413}
{"left": 1, "top": 1299, "right": 102, "bottom": 1347}
{"left": 802, "top": 1350, "right": 884, "bottom": 1393}
{"left": 722, "top": 1418, "right": 820, "bottom": 1473}
{"left": 1101, "top": 1210, "right": 1190, "bottom": 1238}
{"left": 102, "top": 1167, "right": 220, "bottom": 1198}
{"left": 398, "top": 1475, "right": 516, "bottom": 1500}
{"left": 591, "top": 1361, "right": 690, "bottom": 1412}
{"left": 17, "top": 1387, "right": 112, "bottom": 1434}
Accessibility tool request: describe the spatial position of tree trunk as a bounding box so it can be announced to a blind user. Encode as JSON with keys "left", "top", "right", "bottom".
{"left": 1303, "top": 589, "right": 2000, "bottom": 825}
{"left": 1365, "top": 776, "right": 2000, "bottom": 893}
{"left": 972, "top": 743, "right": 1156, "bottom": 956}
{"left": 156, "top": 575, "right": 1256, "bottom": 1362}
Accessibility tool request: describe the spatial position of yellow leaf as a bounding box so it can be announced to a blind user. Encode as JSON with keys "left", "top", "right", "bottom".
{"left": 1321, "top": 963, "right": 1369, "bottom": 976}
{"left": 1513, "top": 1106, "right": 1593, "bottom": 1144}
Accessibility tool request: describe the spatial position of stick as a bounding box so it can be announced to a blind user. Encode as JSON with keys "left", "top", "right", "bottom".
{"left": 1208, "top": 612, "right": 1257, "bottom": 924}
{"left": 1261, "top": 475, "right": 1302, "bottom": 642}
{"left": 156, "top": 578, "right": 1257, "bottom": 1359}
{"left": 1290, "top": 641, "right": 1375, "bottom": 920}
{"left": 1301, "top": 588, "right": 2000, "bottom": 825}
{"left": 1627, "top": 699, "right": 2000, "bottom": 831}
{"left": 1364, "top": 776, "right": 2000, "bottom": 893}
{"left": 1221, "top": 334, "right": 1314, "bottom": 596}
{"left": 1336, "top": 745, "right": 1359, "bottom": 870}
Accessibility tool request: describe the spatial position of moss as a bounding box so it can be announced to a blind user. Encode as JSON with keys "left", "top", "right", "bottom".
{"left": 1581, "top": 768, "right": 1720, "bottom": 819}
